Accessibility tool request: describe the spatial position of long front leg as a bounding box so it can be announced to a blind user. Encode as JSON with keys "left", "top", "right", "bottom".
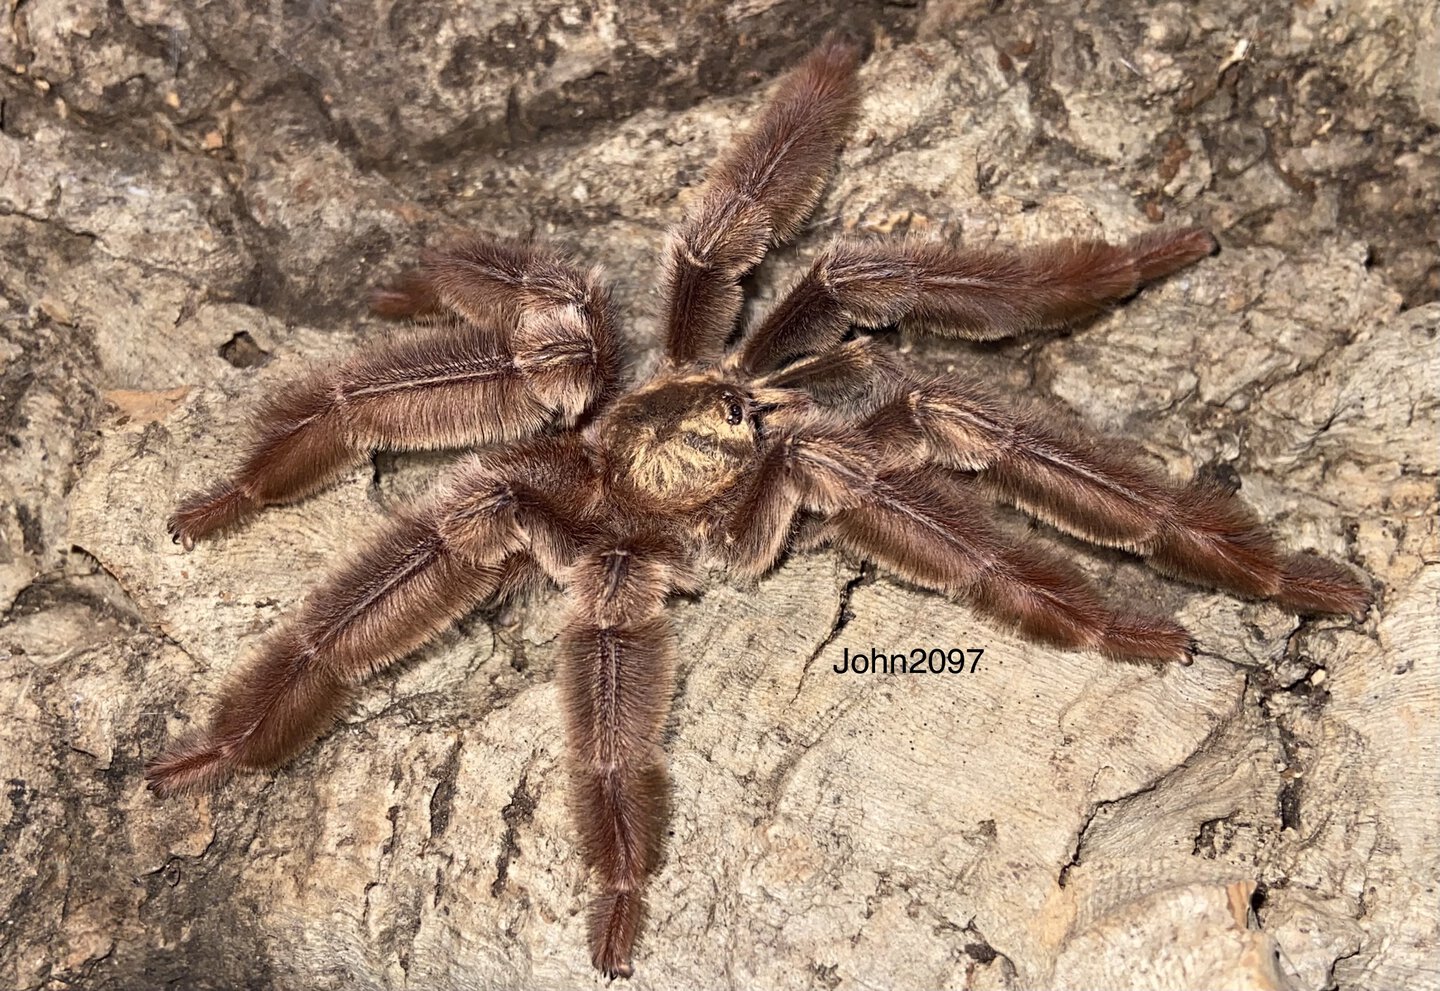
{"left": 556, "top": 533, "right": 696, "bottom": 978}
{"left": 664, "top": 37, "right": 861, "bottom": 365}
{"left": 148, "top": 438, "right": 600, "bottom": 794}
{"left": 735, "top": 228, "right": 1216, "bottom": 373}
{"left": 169, "top": 237, "right": 620, "bottom": 547}
{"left": 723, "top": 420, "right": 1192, "bottom": 662}
{"left": 824, "top": 466, "right": 1194, "bottom": 662}
{"left": 861, "top": 379, "right": 1371, "bottom": 616}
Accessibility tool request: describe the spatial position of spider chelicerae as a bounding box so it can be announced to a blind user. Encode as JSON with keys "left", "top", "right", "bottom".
{"left": 146, "top": 37, "right": 1370, "bottom": 978}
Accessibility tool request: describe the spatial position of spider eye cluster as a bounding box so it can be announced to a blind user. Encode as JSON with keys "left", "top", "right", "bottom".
{"left": 722, "top": 392, "right": 745, "bottom": 426}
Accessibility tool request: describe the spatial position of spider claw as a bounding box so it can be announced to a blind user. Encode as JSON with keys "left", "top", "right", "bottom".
{"left": 167, "top": 517, "right": 196, "bottom": 551}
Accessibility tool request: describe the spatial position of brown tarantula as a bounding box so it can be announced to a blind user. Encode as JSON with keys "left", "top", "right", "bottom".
{"left": 147, "top": 39, "right": 1370, "bottom": 978}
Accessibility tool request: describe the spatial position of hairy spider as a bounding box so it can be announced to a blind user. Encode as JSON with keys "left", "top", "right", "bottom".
{"left": 146, "top": 38, "right": 1370, "bottom": 978}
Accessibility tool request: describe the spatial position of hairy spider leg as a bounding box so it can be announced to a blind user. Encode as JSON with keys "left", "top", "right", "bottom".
{"left": 663, "top": 37, "right": 861, "bottom": 365}
{"left": 735, "top": 228, "right": 1218, "bottom": 374}
{"left": 859, "top": 379, "right": 1371, "bottom": 616}
{"left": 556, "top": 531, "right": 697, "bottom": 979}
{"left": 168, "top": 237, "right": 620, "bottom": 548}
{"left": 733, "top": 225, "right": 1366, "bottom": 617}
{"left": 721, "top": 411, "right": 1194, "bottom": 662}
{"left": 148, "top": 438, "right": 601, "bottom": 794}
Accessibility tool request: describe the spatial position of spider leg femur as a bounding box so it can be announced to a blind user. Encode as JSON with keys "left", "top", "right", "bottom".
{"left": 147, "top": 437, "right": 599, "bottom": 795}
{"left": 167, "top": 237, "right": 621, "bottom": 548}
{"left": 663, "top": 36, "right": 861, "bottom": 365}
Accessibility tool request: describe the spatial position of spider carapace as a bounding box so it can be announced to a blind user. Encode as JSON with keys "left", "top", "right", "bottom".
{"left": 147, "top": 37, "right": 1370, "bottom": 978}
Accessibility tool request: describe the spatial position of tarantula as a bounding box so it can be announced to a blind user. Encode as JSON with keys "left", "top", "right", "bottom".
{"left": 146, "top": 39, "right": 1370, "bottom": 978}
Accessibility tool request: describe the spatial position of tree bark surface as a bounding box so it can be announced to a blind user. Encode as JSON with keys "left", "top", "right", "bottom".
{"left": 1, "top": 2, "right": 1436, "bottom": 988}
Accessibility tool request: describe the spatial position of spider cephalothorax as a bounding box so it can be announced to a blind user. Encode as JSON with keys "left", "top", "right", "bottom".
{"left": 147, "top": 38, "right": 1370, "bottom": 978}
{"left": 600, "top": 375, "right": 762, "bottom": 511}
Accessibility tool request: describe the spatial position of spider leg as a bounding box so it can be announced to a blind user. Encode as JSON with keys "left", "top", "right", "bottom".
{"left": 148, "top": 437, "right": 599, "bottom": 794}
{"left": 663, "top": 37, "right": 861, "bottom": 365}
{"left": 752, "top": 336, "right": 901, "bottom": 408}
{"left": 735, "top": 228, "right": 1217, "bottom": 374}
{"left": 829, "top": 467, "right": 1195, "bottom": 661}
{"left": 723, "top": 415, "right": 1191, "bottom": 662}
{"left": 859, "top": 379, "right": 1371, "bottom": 616}
{"left": 169, "top": 237, "right": 621, "bottom": 548}
{"left": 556, "top": 533, "right": 697, "bottom": 979}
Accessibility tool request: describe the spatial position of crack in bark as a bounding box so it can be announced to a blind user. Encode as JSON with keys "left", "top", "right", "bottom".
{"left": 0, "top": 207, "right": 101, "bottom": 245}
{"left": 427, "top": 736, "right": 464, "bottom": 841}
{"left": 789, "top": 560, "right": 873, "bottom": 706}
{"left": 962, "top": 919, "right": 1018, "bottom": 979}
{"left": 1057, "top": 690, "right": 1247, "bottom": 889}
{"left": 491, "top": 772, "right": 537, "bottom": 897}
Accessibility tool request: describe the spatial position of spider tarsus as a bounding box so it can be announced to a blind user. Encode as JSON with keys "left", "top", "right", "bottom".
{"left": 588, "top": 889, "right": 643, "bottom": 980}
{"left": 145, "top": 734, "right": 232, "bottom": 797}
{"left": 169, "top": 482, "right": 256, "bottom": 549}
{"left": 1098, "top": 611, "right": 1196, "bottom": 665}
{"left": 1127, "top": 226, "right": 1219, "bottom": 283}
{"left": 1275, "top": 552, "right": 1372, "bottom": 619}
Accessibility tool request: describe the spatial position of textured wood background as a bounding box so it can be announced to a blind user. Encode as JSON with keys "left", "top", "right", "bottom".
{"left": 2, "top": 1, "right": 1436, "bottom": 988}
